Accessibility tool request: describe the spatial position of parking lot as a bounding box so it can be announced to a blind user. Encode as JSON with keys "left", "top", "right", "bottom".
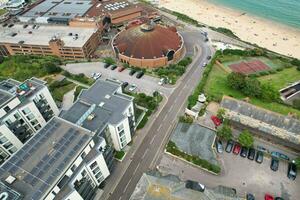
{"left": 62, "top": 62, "right": 174, "bottom": 97}
{"left": 158, "top": 149, "right": 300, "bottom": 200}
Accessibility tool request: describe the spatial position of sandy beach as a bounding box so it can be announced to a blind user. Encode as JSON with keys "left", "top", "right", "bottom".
{"left": 159, "top": 0, "right": 300, "bottom": 59}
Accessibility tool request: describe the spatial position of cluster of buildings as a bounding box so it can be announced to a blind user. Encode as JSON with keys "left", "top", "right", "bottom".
{"left": 0, "top": 77, "right": 137, "bottom": 199}
{"left": 0, "top": 0, "right": 162, "bottom": 61}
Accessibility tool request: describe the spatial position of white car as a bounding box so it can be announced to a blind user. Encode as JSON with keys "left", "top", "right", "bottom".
{"left": 158, "top": 78, "right": 165, "bottom": 85}
{"left": 93, "top": 73, "right": 102, "bottom": 80}
{"left": 202, "top": 62, "right": 207, "bottom": 67}
{"left": 90, "top": 72, "right": 96, "bottom": 78}
{"left": 128, "top": 84, "right": 137, "bottom": 92}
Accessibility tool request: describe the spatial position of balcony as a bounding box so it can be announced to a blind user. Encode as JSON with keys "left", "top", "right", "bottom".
{"left": 74, "top": 178, "right": 97, "bottom": 200}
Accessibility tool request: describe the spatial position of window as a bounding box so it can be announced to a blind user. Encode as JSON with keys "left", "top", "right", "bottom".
{"left": 81, "top": 170, "right": 87, "bottom": 177}
{"left": 14, "top": 113, "right": 21, "bottom": 119}
{"left": 5, "top": 119, "right": 12, "bottom": 126}
{"left": 51, "top": 191, "right": 57, "bottom": 196}
{"left": 95, "top": 172, "right": 103, "bottom": 179}
{"left": 71, "top": 164, "right": 77, "bottom": 172}
{"left": 92, "top": 167, "right": 100, "bottom": 174}
{"left": 4, "top": 142, "right": 13, "bottom": 149}
{"left": 90, "top": 161, "right": 97, "bottom": 169}
{"left": 81, "top": 152, "right": 86, "bottom": 159}
{"left": 0, "top": 137, "right": 8, "bottom": 144}
{"left": 31, "top": 120, "right": 38, "bottom": 126}
{"left": 118, "top": 130, "right": 125, "bottom": 138}
{"left": 22, "top": 108, "right": 31, "bottom": 115}
{"left": 8, "top": 147, "right": 17, "bottom": 154}
{"left": 39, "top": 93, "right": 45, "bottom": 99}
{"left": 117, "top": 124, "right": 124, "bottom": 132}
{"left": 34, "top": 124, "right": 41, "bottom": 130}
{"left": 4, "top": 106, "right": 10, "bottom": 112}
{"left": 26, "top": 114, "right": 35, "bottom": 120}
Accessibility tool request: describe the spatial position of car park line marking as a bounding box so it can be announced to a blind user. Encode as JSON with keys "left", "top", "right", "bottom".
{"left": 157, "top": 124, "right": 163, "bottom": 132}
{"left": 150, "top": 134, "right": 156, "bottom": 145}
{"left": 142, "top": 149, "right": 149, "bottom": 159}
{"left": 123, "top": 177, "right": 132, "bottom": 193}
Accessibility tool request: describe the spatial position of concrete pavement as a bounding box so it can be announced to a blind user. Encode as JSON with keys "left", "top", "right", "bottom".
{"left": 61, "top": 87, "right": 75, "bottom": 111}
{"left": 103, "top": 28, "right": 212, "bottom": 200}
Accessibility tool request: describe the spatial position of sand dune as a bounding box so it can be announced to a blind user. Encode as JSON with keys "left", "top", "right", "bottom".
{"left": 159, "top": 0, "right": 300, "bottom": 59}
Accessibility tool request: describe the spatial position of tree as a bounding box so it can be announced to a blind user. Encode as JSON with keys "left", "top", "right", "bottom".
{"left": 238, "top": 130, "right": 254, "bottom": 148}
{"left": 103, "top": 57, "right": 115, "bottom": 65}
{"left": 217, "top": 108, "right": 226, "bottom": 121}
{"left": 261, "top": 83, "right": 279, "bottom": 102}
{"left": 45, "top": 62, "right": 62, "bottom": 74}
{"left": 0, "top": 56, "right": 4, "bottom": 64}
{"left": 243, "top": 77, "right": 262, "bottom": 97}
{"left": 216, "top": 125, "right": 232, "bottom": 140}
{"left": 227, "top": 72, "right": 246, "bottom": 90}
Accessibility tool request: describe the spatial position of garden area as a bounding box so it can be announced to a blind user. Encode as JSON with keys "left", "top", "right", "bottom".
{"left": 187, "top": 49, "right": 300, "bottom": 117}
{"left": 47, "top": 79, "right": 76, "bottom": 102}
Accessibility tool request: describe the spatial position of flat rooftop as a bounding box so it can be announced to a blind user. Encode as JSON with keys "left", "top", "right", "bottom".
{"left": 0, "top": 117, "right": 93, "bottom": 200}
{"left": 0, "top": 24, "right": 97, "bottom": 47}
{"left": 21, "top": 0, "right": 92, "bottom": 20}
{"left": 62, "top": 79, "right": 133, "bottom": 132}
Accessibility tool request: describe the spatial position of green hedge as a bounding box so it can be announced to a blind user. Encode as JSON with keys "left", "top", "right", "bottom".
{"left": 166, "top": 141, "right": 221, "bottom": 174}
{"left": 187, "top": 51, "right": 221, "bottom": 109}
{"left": 178, "top": 115, "right": 193, "bottom": 124}
{"left": 62, "top": 71, "right": 94, "bottom": 85}
{"left": 114, "top": 150, "right": 125, "bottom": 160}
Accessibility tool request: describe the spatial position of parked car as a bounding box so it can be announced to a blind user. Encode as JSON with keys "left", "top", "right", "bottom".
{"left": 207, "top": 55, "right": 212, "bottom": 60}
{"left": 247, "top": 148, "right": 255, "bottom": 160}
{"left": 8, "top": 24, "right": 14, "bottom": 28}
{"left": 215, "top": 140, "right": 223, "bottom": 153}
{"left": 136, "top": 71, "right": 144, "bottom": 79}
{"left": 104, "top": 63, "right": 110, "bottom": 68}
{"left": 204, "top": 37, "right": 209, "bottom": 42}
{"left": 129, "top": 69, "right": 136, "bottom": 76}
{"left": 158, "top": 78, "right": 166, "bottom": 85}
{"left": 110, "top": 65, "right": 117, "bottom": 70}
{"left": 246, "top": 193, "right": 255, "bottom": 200}
{"left": 256, "top": 151, "right": 264, "bottom": 164}
{"left": 257, "top": 145, "right": 269, "bottom": 154}
{"left": 90, "top": 72, "right": 96, "bottom": 78}
{"left": 122, "top": 82, "right": 129, "bottom": 89}
{"left": 270, "top": 157, "right": 279, "bottom": 171}
{"left": 93, "top": 73, "right": 101, "bottom": 80}
{"left": 23, "top": 24, "right": 28, "bottom": 28}
{"left": 240, "top": 147, "right": 248, "bottom": 158}
{"left": 2, "top": 23, "right": 8, "bottom": 27}
{"left": 185, "top": 180, "right": 205, "bottom": 192}
{"left": 118, "top": 66, "right": 125, "bottom": 72}
{"left": 287, "top": 162, "right": 297, "bottom": 180}
{"left": 274, "top": 197, "right": 284, "bottom": 200}
{"left": 202, "top": 62, "right": 207, "bottom": 67}
{"left": 271, "top": 151, "right": 289, "bottom": 161}
{"left": 265, "top": 194, "right": 274, "bottom": 200}
{"left": 225, "top": 140, "right": 234, "bottom": 153}
{"left": 210, "top": 116, "right": 221, "bottom": 126}
{"left": 128, "top": 84, "right": 137, "bottom": 92}
{"left": 233, "top": 144, "right": 241, "bottom": 155}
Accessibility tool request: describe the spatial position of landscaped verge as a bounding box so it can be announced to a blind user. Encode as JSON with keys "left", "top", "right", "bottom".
{"left": 114, "top": 150, "right": 126, "bottom": 161}
{"left": 166, "top": 141, "right": 221, "bottom": 174}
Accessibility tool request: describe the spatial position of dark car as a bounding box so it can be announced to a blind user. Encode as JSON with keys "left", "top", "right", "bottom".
{"left": 207, "top": 55, "right": 212, "bottom": 60}
{"left": 136, "top": 71, "right": 144, "bottom": 79}
{"left": 225, "top": 140, "right": 234, "bottom": 153}
{"left": 122, "top": 82, "right": 129, "bottom": 89}
{"left": 247, "top": 148, "right": 255, "bottom": 160}
{"left": 287, "top": 162, "right": 297, "bottom": 180}
{"left": 23, "top": 24, "right": 28, "bottom": 28}
{"left": 215, "top": 140, "right": 223, "bottom": 153}
{"left": 129, "top": 69, "right": 136, "bottom": 76}
{"left": 110, "top": 65, "right": 117, "bottom": 70}
{"left": 270, "top": 157, "right": 279, "bottom": 171}
{"left": 2, "top": 23, "right": 8, "bottom": 27}
{"left": 240, "top": 147, "right": 248, "bottom": 158}
{"left": 274, "top": 197, "right": 284, "bottom": 200}
{"left": 8, "top": 24, "right": 14, "bottom": 28}
{"left": 104, "top": 63, "right": 110, "bottom": 68}
{"left": 185, "top": 180, "right": 205, "bottom": 192}
{"left": 256, "top": 151, "right": 264, "bottom": 164}
{"left": 247, "top": 193, "right": 255, "bottom": 200}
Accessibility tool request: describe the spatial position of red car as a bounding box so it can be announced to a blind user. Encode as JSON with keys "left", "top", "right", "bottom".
{"left": 211, "top": 116, "right": 221, "bottom": 126}
{"left": 118, "top": 66, "right": 125, "bottom": 72}
{"left": 233, "top": 144, "right": 241, "bottom": 155}
{"left": 265, "top": 194, "right": 274, "bottom": 200}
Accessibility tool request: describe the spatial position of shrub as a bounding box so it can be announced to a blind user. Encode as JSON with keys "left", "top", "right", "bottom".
{"left": 276, "top": 67, "right": 284, "bottom": 71}
{"left": 103, "top": 57, "right": 116, "bottom": 65}
{"left": 137, "top": 115, "right": 148, "bottom": 129}
{"left": 238, "top": 130, "right": 254, "bottom": 148}
{"left": 114, "top": 151, "right": 125, "bottom": 160}
{"left": 216, "top": 125, "right": 232, "bottom": 140}
{"left": 179, "top": 115, "right": 194, "bottom": 124}
{"left": 243, "top": 78, "right": 262, "bottom": 97}
{"left": 291, "top": 58, "right": 300, "bottom": 67}
{"left": 227, "top": 72, "right": 246, "bottom": 90}
{"left": 45, "top": 62, "right": 62, "bottom": 74}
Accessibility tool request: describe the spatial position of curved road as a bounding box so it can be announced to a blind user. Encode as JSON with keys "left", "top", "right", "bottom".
{"left": 105, "top": 28, "right": 213, "bottom": 200}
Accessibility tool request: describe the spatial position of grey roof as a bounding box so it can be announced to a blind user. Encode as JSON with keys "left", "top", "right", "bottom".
{"left": 0, "top": 117, "right": 93, "bottom": 200}
{"left": 61, "top": 79, "right": 133, "bottom": 133}
{"left": 170, "top": 123, "right": 218, "bottom": 165}
{"left": 0, "top": 90, "right": 13, "bottom": 108}
{"left": 0, "top": 181, "right": 22, "bottom": 200}
{"left": 130, "top": 171, "right": 243, "bottom": 200}
{"left": 220, "top": 96, "right": 300, "bottom": 134}
{"left": 21, "top": 0, "right": 92, "bottom": 20}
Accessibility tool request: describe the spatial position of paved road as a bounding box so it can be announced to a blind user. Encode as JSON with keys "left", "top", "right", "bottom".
{"left": 104, "top": 29, "right": 212, "bottom": 200}
{"left": 62, "top": 62, "right": 174, "bottom": 97}
{"left": 159, "top": 151, "right": 300, "bottom": 200}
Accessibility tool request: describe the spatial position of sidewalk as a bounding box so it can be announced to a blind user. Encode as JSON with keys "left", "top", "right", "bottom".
{"left": 61, "top": 87, "right": 75, "bottom": 111}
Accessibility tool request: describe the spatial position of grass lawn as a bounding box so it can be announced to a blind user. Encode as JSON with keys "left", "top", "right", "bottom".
{"left": 258, "top": 67, "right": 300, "bottom": 90}
{"left": 0, "top": 9, "right": 7, "bottom": 16}
{"left": 204, "top": 64, "right": 300, "bottom": 117}
{"left": 114, "top": 150, "right": 125, "bottom": 160}
{"left": 49, "top": 80, "right": 76, "bottom": 102}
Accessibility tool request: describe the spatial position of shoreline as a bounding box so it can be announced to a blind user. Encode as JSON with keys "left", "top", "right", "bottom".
{"left": 159, "top": 0, "right": 300, "bottom": 59}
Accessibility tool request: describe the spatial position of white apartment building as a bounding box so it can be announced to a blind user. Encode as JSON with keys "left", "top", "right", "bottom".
{"left": 0, "top": 117, "right": 113, "bottom": 200}
{"left": 0, "top": 77, "right": 59, "bottom": 163}
{"left": 61, "top": 79, "right": 135, "bottom": 151}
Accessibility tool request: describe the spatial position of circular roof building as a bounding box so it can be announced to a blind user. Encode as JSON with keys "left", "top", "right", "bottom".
{"left": 112, "top": 22, "right": 184, "bottom": 68}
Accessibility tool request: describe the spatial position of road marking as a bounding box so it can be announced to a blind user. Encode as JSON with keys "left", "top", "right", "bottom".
{"left": 150, "top": 134, "right": 156, "bottom": 145}
{"left": 118, "top": 197, "right": 122, "bottom": 200}
{"left": 162, "top": 114, "right": 168, "bottom": 122}
{"left": 169, "top": 104, "right": 174, "bottom": 111}
{"left": 142, "top": 149, "right": 149, "bottom": 159}
{"left": 157, "top": 124, "right": 162, "bottom": 132}
{"left": 123, "top": 178, "right": 132, "bottom": 193}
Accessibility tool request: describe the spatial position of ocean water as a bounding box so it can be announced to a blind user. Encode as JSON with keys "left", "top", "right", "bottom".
{"left": 209, "top": 0, "right": 300, "bottom": 29}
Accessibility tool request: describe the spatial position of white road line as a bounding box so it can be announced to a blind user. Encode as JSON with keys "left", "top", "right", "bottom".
{"left": 157, "top": 124, "right": 162, "bottom": 132}
{"left": 118, "top": 197, "right": 122, "bottom": 200}
{"left": 133, "top": 162, "right": 141, "bottom": 175}
{"left": 123, "top": 178, "right": 132, "bottom": 193}
{"left": 162, "top": 114, "right": 168, "bottom": 122}
{"left": 150, "top": 135, "right": 156, "bottom": 145}
{"left": 169, "top": 104, "right": 174, "bottom": 111}
{"left": 142, "top": 148, "right": 149, "bottom": 159}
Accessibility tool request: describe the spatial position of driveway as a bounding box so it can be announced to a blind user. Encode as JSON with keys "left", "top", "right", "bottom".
{"left": 158, "top": 152, "right": 300, "bottom": 200}
{"left": 62, "top": 62, "right": 174, "bottom": 97}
